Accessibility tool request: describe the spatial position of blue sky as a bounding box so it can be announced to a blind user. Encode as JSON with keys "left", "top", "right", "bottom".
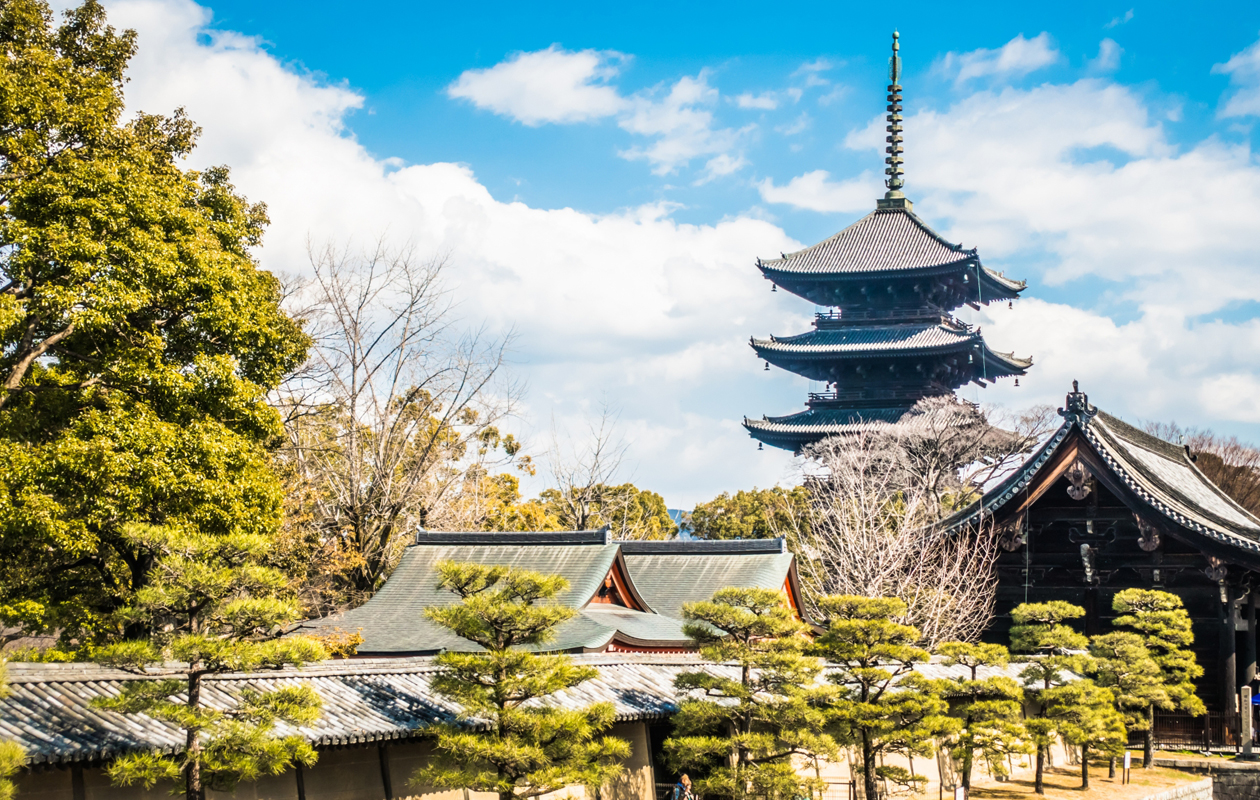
{"left": 90, "top": 0, "right": 1260, "bottom": 507}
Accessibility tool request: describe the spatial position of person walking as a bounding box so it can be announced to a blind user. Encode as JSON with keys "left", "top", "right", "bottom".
{"left": 671, "top": 774, "right": 696, "bottom": 800}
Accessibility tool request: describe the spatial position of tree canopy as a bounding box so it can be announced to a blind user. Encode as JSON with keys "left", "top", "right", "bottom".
{"left": 417, "top": 561, "right": 629, "bottom": 800}
{"left": 0, "top": 0, "right": 309, "bottom": 644}
{"left": 666, "top": 587, "right": 837, "bottom": 800}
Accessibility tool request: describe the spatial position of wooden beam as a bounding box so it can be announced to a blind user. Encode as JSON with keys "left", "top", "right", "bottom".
{"left": 1247, "top": 592, "right": 1257, "bottom": 687}
{"left": 1224, "top": 585, "right": 1239, "bottom": 713}
{"left": 379, "top": 743, "right": 393, "bottom": 800}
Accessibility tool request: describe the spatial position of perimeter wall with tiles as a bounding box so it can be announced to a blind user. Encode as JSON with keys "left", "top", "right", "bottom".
{"left": 14, "top": 723, "right": 655, "bottom": 800}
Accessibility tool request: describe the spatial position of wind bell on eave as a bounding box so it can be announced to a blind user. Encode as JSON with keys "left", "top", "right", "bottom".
{"left": 876, "top": 30, "right": 911, "bottom": 211}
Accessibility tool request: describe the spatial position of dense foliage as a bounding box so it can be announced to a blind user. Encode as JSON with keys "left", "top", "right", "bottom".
{"left": 935, "top": 641, "right": 1028, "bottom": 791}
{"left": 688, "top": 487, "right": 810, "bottom": 540}
{"left": 815, "top": 596, "right": 958, "bottom": 800}
{"left": 1108, "top": 589, "right": 1205, "bottom": 766}
{"left": 0, "top": 0, "right": 309, "bottom": 645}
{"left": 666, "top": 587, "right": 837, "bottom": 800}
{"left": 417, "top": 561, "right": 628, "bottom": 800}
{"left": 91, "top": 525, "right": 325, "bottom": 800}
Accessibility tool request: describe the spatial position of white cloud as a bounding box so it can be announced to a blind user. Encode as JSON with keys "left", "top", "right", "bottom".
{"left": 1214, "top": 38, "right": 1260, "bottom": 118}
{"left": 792, "top": 58, "right": 833, "bottom": 88}
{"left": 618, "top": 72, "right": 750, "bottom": 175}
{"left": 1090, "top": 38, "right": 1123, "bottom": 72}
{"left": 733, "top": 91, "right": 778, "bottom": 110}
{"left": 776, "top": 113, "right": 811, "bottom": 136}
{"left": 104, "top": 0, "right": 794, "bottom": 506}
{"left": 696, "top": 153, "right": 749, "bottom": 185}
{"left": 943, "top": 33, "right": 1061, "bottom": 84}
{"left": 447, "top": 45, "right": 627, "bottom": 126}
{"left": 1105, "top": 9, "right": 1135, "bottom": 29}
{"left": 756, "top": 170, "right": 883, "bottom": 213}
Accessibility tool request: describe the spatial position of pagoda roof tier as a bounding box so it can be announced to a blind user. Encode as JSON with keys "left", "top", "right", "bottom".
{"left": 751, "top": 321, "right": 1031, "bottom": 385}
{"left": 743, "top": 405, "right": 928, "bottom": 452}
{"left": 758, "top": 208, "right": 1025, "bottom": 309}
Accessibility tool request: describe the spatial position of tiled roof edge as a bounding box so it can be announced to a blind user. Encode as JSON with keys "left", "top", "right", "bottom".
{"left": 412, "top": 529, "right": 612, "bottom": 546}
{"left": 618, "top": 538, "right": 787, "bottom": 555}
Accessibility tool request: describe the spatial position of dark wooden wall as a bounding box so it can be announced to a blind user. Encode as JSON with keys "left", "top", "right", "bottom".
{"left": 982, "top": 472, "right": 1255, "bottom": 712}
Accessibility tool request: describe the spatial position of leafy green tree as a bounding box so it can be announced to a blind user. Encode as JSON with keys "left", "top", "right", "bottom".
{"left": 936, "top": 641, "right": 1029, "bottom": 791}
{"left": 0, "top": 661, "right": 23, "bottom": 800}
{"left": 1009, "top": 601, "right": 1088, "bottom": 795}
{"left": 0, "top": 0, "right": 310, "bottom": 644}
{"left": 688, "top": 487, "right": 811, "bottom": 540}
{"left": 665, "top": 587, "right": 838, "bottom": 800}
{"left": 539, "top": 482, "right": 677, "bottom": 540}
{"left": 90, "top": 525, "right": 325, "bottom": 800}
{"left": 1088, "top": 632, "right": 1170, "bottom": 770}
{"left": 1043, "top": 681, "right": 1127, "bottom": 790}
{"left": 416, "top": 562, "right": 629, "bottom": 800}
{"left": 814, "top": 596, "right": 959, "bottom": 800}
{"left": 1111, "top": 588, "right": 1205, "bottom": 766}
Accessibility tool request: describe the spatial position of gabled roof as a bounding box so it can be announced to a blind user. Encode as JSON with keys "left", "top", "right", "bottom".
{"left": 944, "top": 388, "right": 1260, "bottom": 560}
{"left": 300, "top": 531, "right": 672, "bottom": 654}
{"left": 619, "top": 538, "right": 803, "bottom": 620}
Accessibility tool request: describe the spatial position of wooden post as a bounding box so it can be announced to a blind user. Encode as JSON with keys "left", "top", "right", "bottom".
{"left": 296, "top": 761, "right": 307, "bottom": 800}
{"left": 1243, "top": 686, "right": 1255, "bottom": 760}
{"left": 71, "top": 765, "right": 85, "bottom": 800}
{"left": 1223, "top": 584, "right": 1238, "bottom": 713}
{"left": 1246, "top": 591, "right": 1257, "bottom": 686}
{"left": 379, "top": 743, "right": 393, "bottom": 800}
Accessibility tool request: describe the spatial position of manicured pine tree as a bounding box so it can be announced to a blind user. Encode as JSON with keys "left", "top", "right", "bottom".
{"left": 417, "top": 562, "right": 629, "bottom": 800}
{"left": 666, "top": 587, "right": 839, "bottom": 800}
{"left": 936, "top": 642, "right": 1030, "bottom": 791}
{"left": 1110, "top": 589, "right": 1206, "bottom": 766}
{"left": 91, "top": 525, "right": 326, "bottom": 800}
{"left": 1009, "top": 601, "right": 1089, "bottom": 796}
{"left": 815, "top": 596, "right": 959, "bottom": 800}
{"left": 1042, "top": 681, "right": 1127, "bottom": 790}
{"left": 1088, "top": 631, "right": 1171, "bottom": 770}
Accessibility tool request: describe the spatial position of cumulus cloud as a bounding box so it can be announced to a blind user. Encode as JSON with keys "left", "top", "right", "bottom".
{"left": 447, "top": 45, "right": 627, "bottom": 126}
{"left": 1090, "top": 38, "right": 1123, "bottom": 72}
{"left": 756, "top": 170, "right": 882, "bottom": 213}
{"left": 761, "top": 69, "right": 1260, "bottom": 438}
{"left": 105, "top": 0, "right": 796, "bottom": 505}
{"left": 1214, "top": 38, "right": 1260, "bottom": 118}
{"left": 733, "top": 91, "right": 778, "bottom": 110}
{"left": 943, "top": 33, "right": 1060, "bottom": 84}
{"left": 618, "top": 72, "right": 750, "bottom": 175}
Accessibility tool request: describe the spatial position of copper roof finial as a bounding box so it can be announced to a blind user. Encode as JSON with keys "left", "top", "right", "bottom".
{"left": 877, "top": 31, "right": 912, "bottom": 211}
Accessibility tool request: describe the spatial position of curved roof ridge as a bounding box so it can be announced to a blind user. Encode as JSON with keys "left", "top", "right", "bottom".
{"left": 757, "top": 207, "right": 975, "bottom": 275}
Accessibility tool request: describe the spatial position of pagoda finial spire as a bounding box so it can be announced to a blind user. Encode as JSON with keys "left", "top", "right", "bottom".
{"left": 877, "top": 30, "right": 912, "bottom": 211}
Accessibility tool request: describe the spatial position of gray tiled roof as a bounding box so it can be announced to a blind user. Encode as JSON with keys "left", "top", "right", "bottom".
{"left": 760, "top": 208, "right": 971, "bottom": 274}
{"left": 744, "top": 406, "right": 917, "bottom": 435}
{"left": 945, "top": 402, "right": 1260, "bottom": 555}
{"left": 1, "top": 654, "right": 1057, "bottom": 766}
{"left": 752, "top": 323, "right": 975, "bottom": 354}
{"left": 299, "top": 539, "right": 672, "bottom": 654}
{"left": 0, "top": 654, "right": 703, "bottom": 766}
{"left": 623, "top": 552, "right": 795, "bottom": 621}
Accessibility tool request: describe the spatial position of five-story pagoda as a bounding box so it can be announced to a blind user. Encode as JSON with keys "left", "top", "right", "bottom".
{"left": 744, "top": 32, "right": 1032, "bottom": 452}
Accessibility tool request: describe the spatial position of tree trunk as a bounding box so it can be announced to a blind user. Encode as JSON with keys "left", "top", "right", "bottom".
{"left": 186, "top": 668, "right": 203, "bottom": 800}
{"left": 862, "top": 731, "right": 878, "bottom": 800}
{"left": 1080, "top": 745, "right": 1089, "bottom": 790}
{"left": 1145, "top": 705, "right": 1155, "bottom": 768}
{"left": 1034, "top": 744, "right": 1044, "bottom": 795}
{"left": 1109, "top": 756, "right": 1116, "bottom": 778}
{"left": 961, "top": 744, "right": 973, "bottom": 791}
